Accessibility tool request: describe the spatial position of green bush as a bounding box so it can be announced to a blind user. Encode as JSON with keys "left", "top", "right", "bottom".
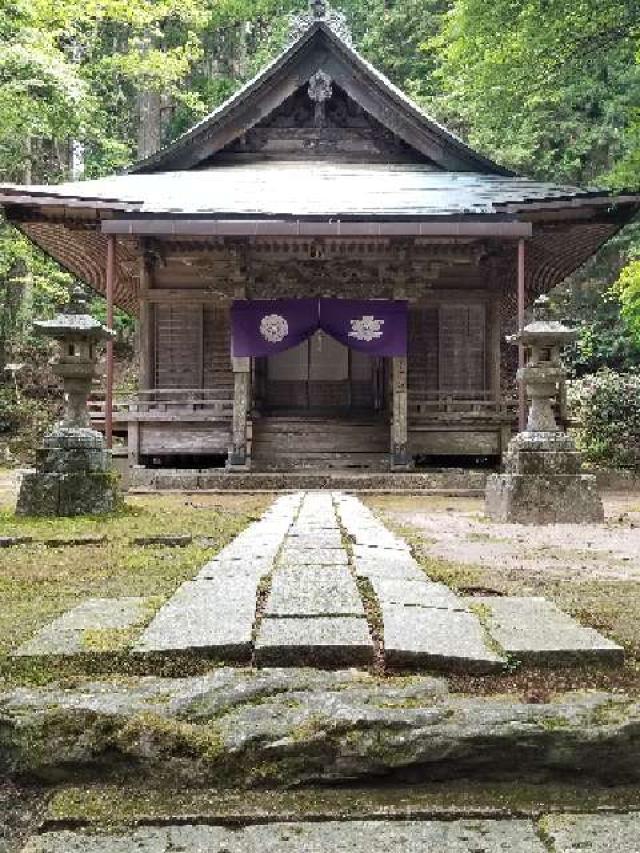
{"left": 0, "top": 387, "right": 59, "bottom": 465}
{"left": 568, "top": 370, "right": 640, "bottom": 470}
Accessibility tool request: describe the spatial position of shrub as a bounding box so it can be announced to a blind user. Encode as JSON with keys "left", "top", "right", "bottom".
{"left": 568, "top": 370, "right": 640, "bottom": 470}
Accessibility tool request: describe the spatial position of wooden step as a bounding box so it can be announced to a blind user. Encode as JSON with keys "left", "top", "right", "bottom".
{"left": 251, "top": 416, "right": 390, "bottom": 471}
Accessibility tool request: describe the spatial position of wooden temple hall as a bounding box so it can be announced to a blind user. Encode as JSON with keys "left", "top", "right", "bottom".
{"left": 1, "top": 3, "right": 638, "bottom": 475}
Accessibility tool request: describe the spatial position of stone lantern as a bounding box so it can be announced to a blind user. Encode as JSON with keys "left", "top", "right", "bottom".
{"left": 16, "top": 288, "right": 121, "bottom": 516}
{"left": 485, "top": 296, "right": 603, "bottom": 523}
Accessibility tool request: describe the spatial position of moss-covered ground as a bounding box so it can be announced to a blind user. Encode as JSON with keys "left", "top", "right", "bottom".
{"left": 0, "top": 487, "right": 270, "bottom": 668}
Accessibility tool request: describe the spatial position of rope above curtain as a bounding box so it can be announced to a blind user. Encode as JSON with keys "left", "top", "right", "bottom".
{"left": 231, "top": 298, "right": 408, "bottom": 358}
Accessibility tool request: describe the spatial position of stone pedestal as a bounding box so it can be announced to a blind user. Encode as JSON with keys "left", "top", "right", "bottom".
{"left": 17, "top": 428, "right": 121, "bottom": 517}
{"left": 485, "top": 432, "right": 603, "bottom": 524}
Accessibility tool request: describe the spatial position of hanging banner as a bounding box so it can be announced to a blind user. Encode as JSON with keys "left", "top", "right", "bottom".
{"left": 231, "top": 298, "right": 408, "bottom": 357}
{"left": 231, "top": 299, "right": 319, "bottom": 357}
{"left": 320, "top": 298, "right": 408, "bottom": 357}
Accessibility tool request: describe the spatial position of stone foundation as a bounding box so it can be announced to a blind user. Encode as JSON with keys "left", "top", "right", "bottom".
{"left": 17, "top": 427, "right": 121, "bottom": 517}
{"left": 16, "top": 471, "right": 121, "bottom": 517}
{"left": 485, "top": 432, "right": 604, "bottom": 524}
{"left": 485, "top": 472, "right": 604, "bottom": 523}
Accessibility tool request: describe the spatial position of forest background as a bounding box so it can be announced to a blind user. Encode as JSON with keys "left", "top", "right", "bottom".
{"left": 0, "top": 0, "right": 639, "bottom": 467}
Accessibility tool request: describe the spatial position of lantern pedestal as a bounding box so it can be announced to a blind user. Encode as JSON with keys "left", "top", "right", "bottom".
{"left": 485, "top": 432, "right": 603, "bottom": 524}
{"left": 17, "top": 428, "right": 120, "bottom": 517}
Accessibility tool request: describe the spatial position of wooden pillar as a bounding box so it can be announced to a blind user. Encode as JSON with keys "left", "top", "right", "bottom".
{"left": 138, "top": 249, "right": 154, "bottom": 391}
{"left": 105, "top": 235, "right": 116, "bottom": 449}
{"left": 517, "top": 238, "right": 527, "bottom": 432}
{"left": 391, "top": 355, "right": 411, "bottom": 470}
{"left": 229, "top": 356, "right": 251, "bottom": 469}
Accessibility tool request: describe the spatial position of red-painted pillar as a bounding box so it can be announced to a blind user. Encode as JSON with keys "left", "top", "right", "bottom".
{"left": 105, "top": 235, "right": 116, "bottom": 449}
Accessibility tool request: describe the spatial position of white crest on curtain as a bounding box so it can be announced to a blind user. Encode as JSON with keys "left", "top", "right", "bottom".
{"left": 348, "top": 315, "right": 384, "bottom": 342}
{"left": 260, "top": 314, "right": 289, "bottom": 343}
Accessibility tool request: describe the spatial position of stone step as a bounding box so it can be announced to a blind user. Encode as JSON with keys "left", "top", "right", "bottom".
{"left": 467, "top": 596, "right": 625, "bottom": 667}
{"left": 21, "top": 819, "right": 551, "bottom": 852}
{"left": 254, "top": 616, "right": 374, "bottom": 667}
{"left": 129, "top": 469, "right": 488, "bottom": 493}
{"left": 382, "top": 604, "right": 504, "bottom": 673}
{"left": 13, "top": 598, "right": 150, "bottom": 658}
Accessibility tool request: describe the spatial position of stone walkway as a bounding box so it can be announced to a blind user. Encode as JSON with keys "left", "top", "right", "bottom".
{"left": 20, "top": 813, "right": 640, "bottom": 852}
{"left": 128, "top": 492, "right": 620, "bottom": 671}
{"left": 14, "top": 491, "right": 623, "bottom": 670}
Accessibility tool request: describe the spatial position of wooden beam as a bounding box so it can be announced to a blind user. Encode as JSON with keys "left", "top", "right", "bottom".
{"left": 105, "top": 235, "right": 116, "bottom": 449}
{"left": 517, "top": 238, "right": 526, "bottom": 432}
{"left": 102, "top": 219, "right": 533, "bottom": 239}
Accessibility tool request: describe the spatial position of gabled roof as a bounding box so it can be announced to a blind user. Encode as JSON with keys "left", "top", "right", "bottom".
{"left": 129, "top": 20, "right": 512, "bottom": 176}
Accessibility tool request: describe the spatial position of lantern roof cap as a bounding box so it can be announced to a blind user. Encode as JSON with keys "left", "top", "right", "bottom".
{"left": 34, "top": 287, "right": 115, "bottom": 341}
{"left": 510, "top": 296, "right": 578, "bottom": 347}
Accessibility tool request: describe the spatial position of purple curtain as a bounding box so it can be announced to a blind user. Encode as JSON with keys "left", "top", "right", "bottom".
{"left": 320, "top": 299, "right": 408, "bottom": 357}
{"left": 231, "top": 298, "right": 408, "bottom": 357}
{"left": 231, "top": 299, "right": 318, "bottom": 357}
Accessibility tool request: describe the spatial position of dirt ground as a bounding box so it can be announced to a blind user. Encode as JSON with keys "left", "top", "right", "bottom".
{"left": 369, "top": 493, "right": 640, "bottom": 583}
{"left": 368, "top": 492, "right": 640, "bottom": 692}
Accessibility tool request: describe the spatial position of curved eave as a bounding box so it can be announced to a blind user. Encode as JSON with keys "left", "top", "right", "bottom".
{"left": 5, "top": 199, "right": 636, "bottom": 318}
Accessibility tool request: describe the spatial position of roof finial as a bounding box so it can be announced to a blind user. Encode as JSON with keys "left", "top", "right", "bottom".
{"left": 290, "top": 2, "right": 352, "bottom": 45}
{"left": 309, "top": 0, "right": 327, "bottom": 17}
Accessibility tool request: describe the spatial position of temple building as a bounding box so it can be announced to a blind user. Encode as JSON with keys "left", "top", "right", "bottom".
{"left": 1, "top": 4, "right": 638, "bottom": 476}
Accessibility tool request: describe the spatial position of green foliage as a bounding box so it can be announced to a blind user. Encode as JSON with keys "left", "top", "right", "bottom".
{"left": 616, "top": 257, "right": 640, "bottom": 341}
{"left": 569, "top": 370, "right": 640, "bottom": 469}
{"left": 0, "top": 0, "right": 639, "bottom": 438}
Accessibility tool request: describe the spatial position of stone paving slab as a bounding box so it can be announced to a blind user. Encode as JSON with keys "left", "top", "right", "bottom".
{"left": 280, "top": 546, "right": 349, "bottom": 566}
{"left": 265, "top": 567, "right": 364, "bottom": 617}
{"left": 468, "top": 596, "right": 625, "bottom": 666}
{"left": 371, "top": 577, "right": 461, "bottom": 609}
{"left": 133, "top": 579, "right": 258, "bottom": 661}
{"left": 194, "top": 557, "right": 273, "bottom": 581}
{"left": 255, "top": 616, "right": 374, "bottom": 666}
{"left": 21, "top": 819, "right": 549, "bottom": 852}
{"left": 382, "top": 604, "right": 504, "bottom": 672}
{"left": 287, "top": 531, "right": 344, "bottom": 548}
{"left": 352, "top": 548, "right": 426, "bottom": 581}
{"left": 543, "top": 813, "right": 640, "bottom": 852}
{"left": 13, "top": 598, "right": 149, "bottom": 657}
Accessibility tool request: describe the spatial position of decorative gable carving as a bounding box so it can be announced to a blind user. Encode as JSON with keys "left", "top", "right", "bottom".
{"left": 217, "top": 83, "right": 436, "bottom": 163}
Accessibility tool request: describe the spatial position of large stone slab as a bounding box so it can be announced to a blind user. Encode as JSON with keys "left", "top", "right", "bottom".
{"left": 134, "top": 579, "right": 258, "bottom": 661}
{"left": 382, "top": 605, "right": 504, "bottom": 673}
{"left": 13, "top": 598, "right": 149, "bottom": 657}
{"left": 255, "top": 616, "right": 373, "bottom": 666}
{"left": 21, "top": 819, "right": 548, "bottom": 852}
{"left": 265, "top": 566, "right": 364, "bottom": 617}
{"left": 3, "top": 670, "right": 640, "bottom": 787}
{"left": 543, "top": 813, "right": 640, "bottom": 852}
{"left": 468, "top": 596, "right": 624, "bottom": 666}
